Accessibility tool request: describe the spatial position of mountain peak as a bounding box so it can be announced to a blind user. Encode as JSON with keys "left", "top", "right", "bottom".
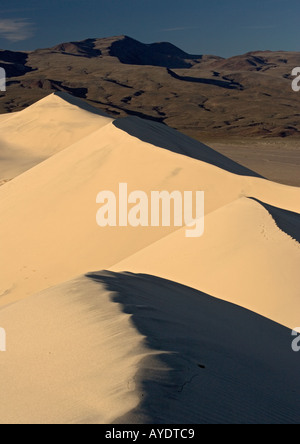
{"left": 107, "top": 35, "right": 202, "bottom": 68}
{"left": 38, "top": 35, "right": 202, "bottom": 68}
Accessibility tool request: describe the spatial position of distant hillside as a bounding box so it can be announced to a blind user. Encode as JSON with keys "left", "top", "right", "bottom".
{"left": 0, "top": 35, "right": 299, "bottom": 138}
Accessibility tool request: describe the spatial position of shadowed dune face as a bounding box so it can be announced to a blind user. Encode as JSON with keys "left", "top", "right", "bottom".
{"left": 49, "top": 91, "right": 110, "bottom": 117}
{"left": 113, "top": 117, "right": 263, "bottom": 178}
{"left": 250, "top": 198, "right": 300, "bottom": 244}
{"left": 112, "top": 196, "right": 300, "bottom": 329}
{"left": 1, "top": 271, "right": 300, "bottom": 424}
{"left": 86, "top": 271, "right": 300, "bottom": 424}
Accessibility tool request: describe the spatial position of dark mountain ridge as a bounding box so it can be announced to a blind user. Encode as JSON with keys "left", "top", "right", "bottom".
{"left": 0, "top": 35, "right": 299, "bottom": 139}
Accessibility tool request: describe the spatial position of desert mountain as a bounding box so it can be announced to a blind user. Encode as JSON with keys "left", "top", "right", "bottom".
{"left": 43, "top": 35, "right": 206, "bottom": 67}
{"left": 0, "top": 35, "right": 299, "bottom": 139}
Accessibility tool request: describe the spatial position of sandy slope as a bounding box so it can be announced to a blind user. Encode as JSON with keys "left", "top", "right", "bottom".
{"left": 0, "top": 100, "right": 248, "bottom": 307}
{"left": 1, "top": 271, "right": 299, "bottom": 424}
{"left": 113, "top": 197, "right": 300, "bottom": 328}
{"left": 0, "top": 92, "right": 112, "bottom": 181}
{"left": 0, "top": 275, "right": 147, "bottom": 424}
{"left": 0, "top": 94, "right": 299, "bottom": 327}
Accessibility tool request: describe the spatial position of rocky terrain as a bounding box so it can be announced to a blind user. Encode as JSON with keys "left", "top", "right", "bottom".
{"left": 1, "top": 35, "right": 300, "bottom": 140}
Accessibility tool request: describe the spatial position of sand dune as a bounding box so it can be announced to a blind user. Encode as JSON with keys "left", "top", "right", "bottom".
{"left": 113, "top": 117, "right": 262, "bottom": 178}
{"left": 0, "top": 92, "right": 112, "bottom": 181}
{"left": 1, "top": 271, "right": 300, "bottom": 424}
{"left": 113, "top": 196, "right": 300, "bottom": 328}
{"left": 0, "top": 93, "right": 300, "bottom": 424}
{"left": 0, "top": 96, "right": 250, "bottom": 307}
{"left": 0, "top": 274, "right": 146, "bottom": 424}
{"left": 0, "top": 94, "right": 299, "bottom": 320}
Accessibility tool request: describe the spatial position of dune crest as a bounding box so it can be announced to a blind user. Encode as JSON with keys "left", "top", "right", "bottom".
{"left": 0, "top": 275, "right": 148, "bottom": 424}
{"left": 113, "top": 196, "right": 300, "bottom": 328}
{"left": 0, "top": 92, "right": 112, "bottom": 181}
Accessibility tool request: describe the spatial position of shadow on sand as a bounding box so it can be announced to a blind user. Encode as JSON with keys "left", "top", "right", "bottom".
{"left": 53, "top": 91, "right": 110, "bottom": 117}
{"left": 113, "top": 117, "right": 264, "bottom": 179}
{"left": 86, "top": 271, "right": 300, "bottom": 424}
{"left": 251, "top": 198, "right": 300, "bottom": 244}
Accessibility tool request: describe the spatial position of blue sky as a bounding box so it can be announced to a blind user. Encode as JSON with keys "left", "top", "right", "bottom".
{"left": 0, "top": 0, "right": 299, "bottom": 57}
